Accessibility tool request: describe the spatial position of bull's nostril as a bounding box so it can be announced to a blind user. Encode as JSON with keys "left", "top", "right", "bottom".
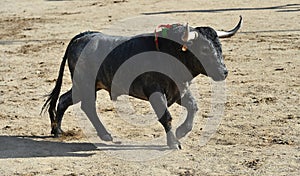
{"left": 224, "top": 70, "right": 228, "bottom": 77}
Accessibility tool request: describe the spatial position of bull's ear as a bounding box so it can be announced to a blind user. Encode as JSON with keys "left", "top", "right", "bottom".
{"left": 182, "top": 23, "right": 199, "bottom": 42}
{"left": 181, "top": 24, "right": 199, "bottom": 51}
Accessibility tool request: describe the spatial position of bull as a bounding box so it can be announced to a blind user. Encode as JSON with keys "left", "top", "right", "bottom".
{"left": 42, "top": 16, "right": 242, "bottom": 149}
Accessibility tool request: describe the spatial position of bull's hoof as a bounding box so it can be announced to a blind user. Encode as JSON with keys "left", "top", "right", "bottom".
{"left": 51, "top": 127, "right": 64, "bottom": 138}
{"left": 167, "top": 131, "right": 182, "bottom": 150}
{"left": 168, "top": 141, "right": 182, "bottom": 150}
{"left": 175, "top": 124, "right": 192, "bottom": 139}
{"left": 99, "top": 133, "right": 113, "bottom": 141}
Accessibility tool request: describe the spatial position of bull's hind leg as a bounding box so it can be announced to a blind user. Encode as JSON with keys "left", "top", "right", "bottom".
{"left": 80, "top": 91, "right": 113, "bottom": 142}
{"left": 148, "top": 92, "right": 181, "bottom": 149}
{"left": 52, "top": 89, "right": 74, "bottom": 137}
{"left": 176, "top": 90, "right": 198, "bottom": 139}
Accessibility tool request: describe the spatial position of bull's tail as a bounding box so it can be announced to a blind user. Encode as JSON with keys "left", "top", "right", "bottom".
{"left": 41, "top": 31, "right": 98, "bottom": 120}
{"left": 41, "top": 51, "right": 68, "bottom": 122}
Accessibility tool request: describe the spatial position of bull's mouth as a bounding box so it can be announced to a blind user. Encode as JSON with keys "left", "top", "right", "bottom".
{"left": 210, "top": 70, "right": 228, "bottom": 81}
{"left": 212, "top": 75, "right": 226, "bottom": 81}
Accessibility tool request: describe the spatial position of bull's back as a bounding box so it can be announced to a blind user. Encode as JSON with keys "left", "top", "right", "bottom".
{"left": 95, "top": 34, "right": 157, "bottom": 91}
{"left": 66, "top": 31, "right": 102, "bottom": 76}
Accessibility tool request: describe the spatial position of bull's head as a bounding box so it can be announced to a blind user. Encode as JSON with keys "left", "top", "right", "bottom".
{"left": 180, "top": 16, "right": 242, "bottom": 81}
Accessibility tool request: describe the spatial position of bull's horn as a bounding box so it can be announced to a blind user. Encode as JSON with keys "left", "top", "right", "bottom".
{"left": 182, "top": 23, "right": 198, "bottom": 42}
{"left": 182, "top": 23, "right": 190, "bottom": 42}
{"left": 216, "top": 15, "right": 243, "bottom": 38}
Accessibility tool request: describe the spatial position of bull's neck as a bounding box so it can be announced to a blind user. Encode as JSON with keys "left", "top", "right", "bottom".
{"left": 158, "top": 37, "right": 204, "bottom": 79}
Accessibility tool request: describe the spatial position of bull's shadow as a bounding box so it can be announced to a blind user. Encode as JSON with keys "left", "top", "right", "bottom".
{"left": 0, "top": 135, "right": 169, "bottom": 159}
{"left": 0, "top": 135, "right": 97, "bottom": 158}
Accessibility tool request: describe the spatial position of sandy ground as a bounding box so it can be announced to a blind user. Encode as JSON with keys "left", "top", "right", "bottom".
{"left": 0, "top": 0, "right": 299, "bottom": 175}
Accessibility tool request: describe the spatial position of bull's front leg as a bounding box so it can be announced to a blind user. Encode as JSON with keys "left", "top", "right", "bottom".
{"left": 176, "top": 90, "right": 198, "bottom": 139}
{"left": 149, "top": 91, "right": 181, "bottom": 149}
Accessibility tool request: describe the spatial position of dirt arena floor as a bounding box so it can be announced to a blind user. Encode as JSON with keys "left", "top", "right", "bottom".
{"left": 0, "top": 0, "right": 299, "bottom": 175}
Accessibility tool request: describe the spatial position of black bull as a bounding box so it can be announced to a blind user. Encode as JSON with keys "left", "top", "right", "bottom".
{"left": 42, "top": 17, "right": 242, "bottom": 149}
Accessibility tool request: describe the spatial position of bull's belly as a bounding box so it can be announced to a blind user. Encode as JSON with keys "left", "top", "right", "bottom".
{"left": 96, "top": 79, "right": 182, "bottom": 107}
{"left": 96, "top": 80, "right": 148, "bottom": 101}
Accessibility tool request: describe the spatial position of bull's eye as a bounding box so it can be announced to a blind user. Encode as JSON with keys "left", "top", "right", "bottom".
{"left": 201, "top": 46, "right": 211, "bottom": 54}
{"left": 186, "top": 41, "right": 193, "bottom": 46}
